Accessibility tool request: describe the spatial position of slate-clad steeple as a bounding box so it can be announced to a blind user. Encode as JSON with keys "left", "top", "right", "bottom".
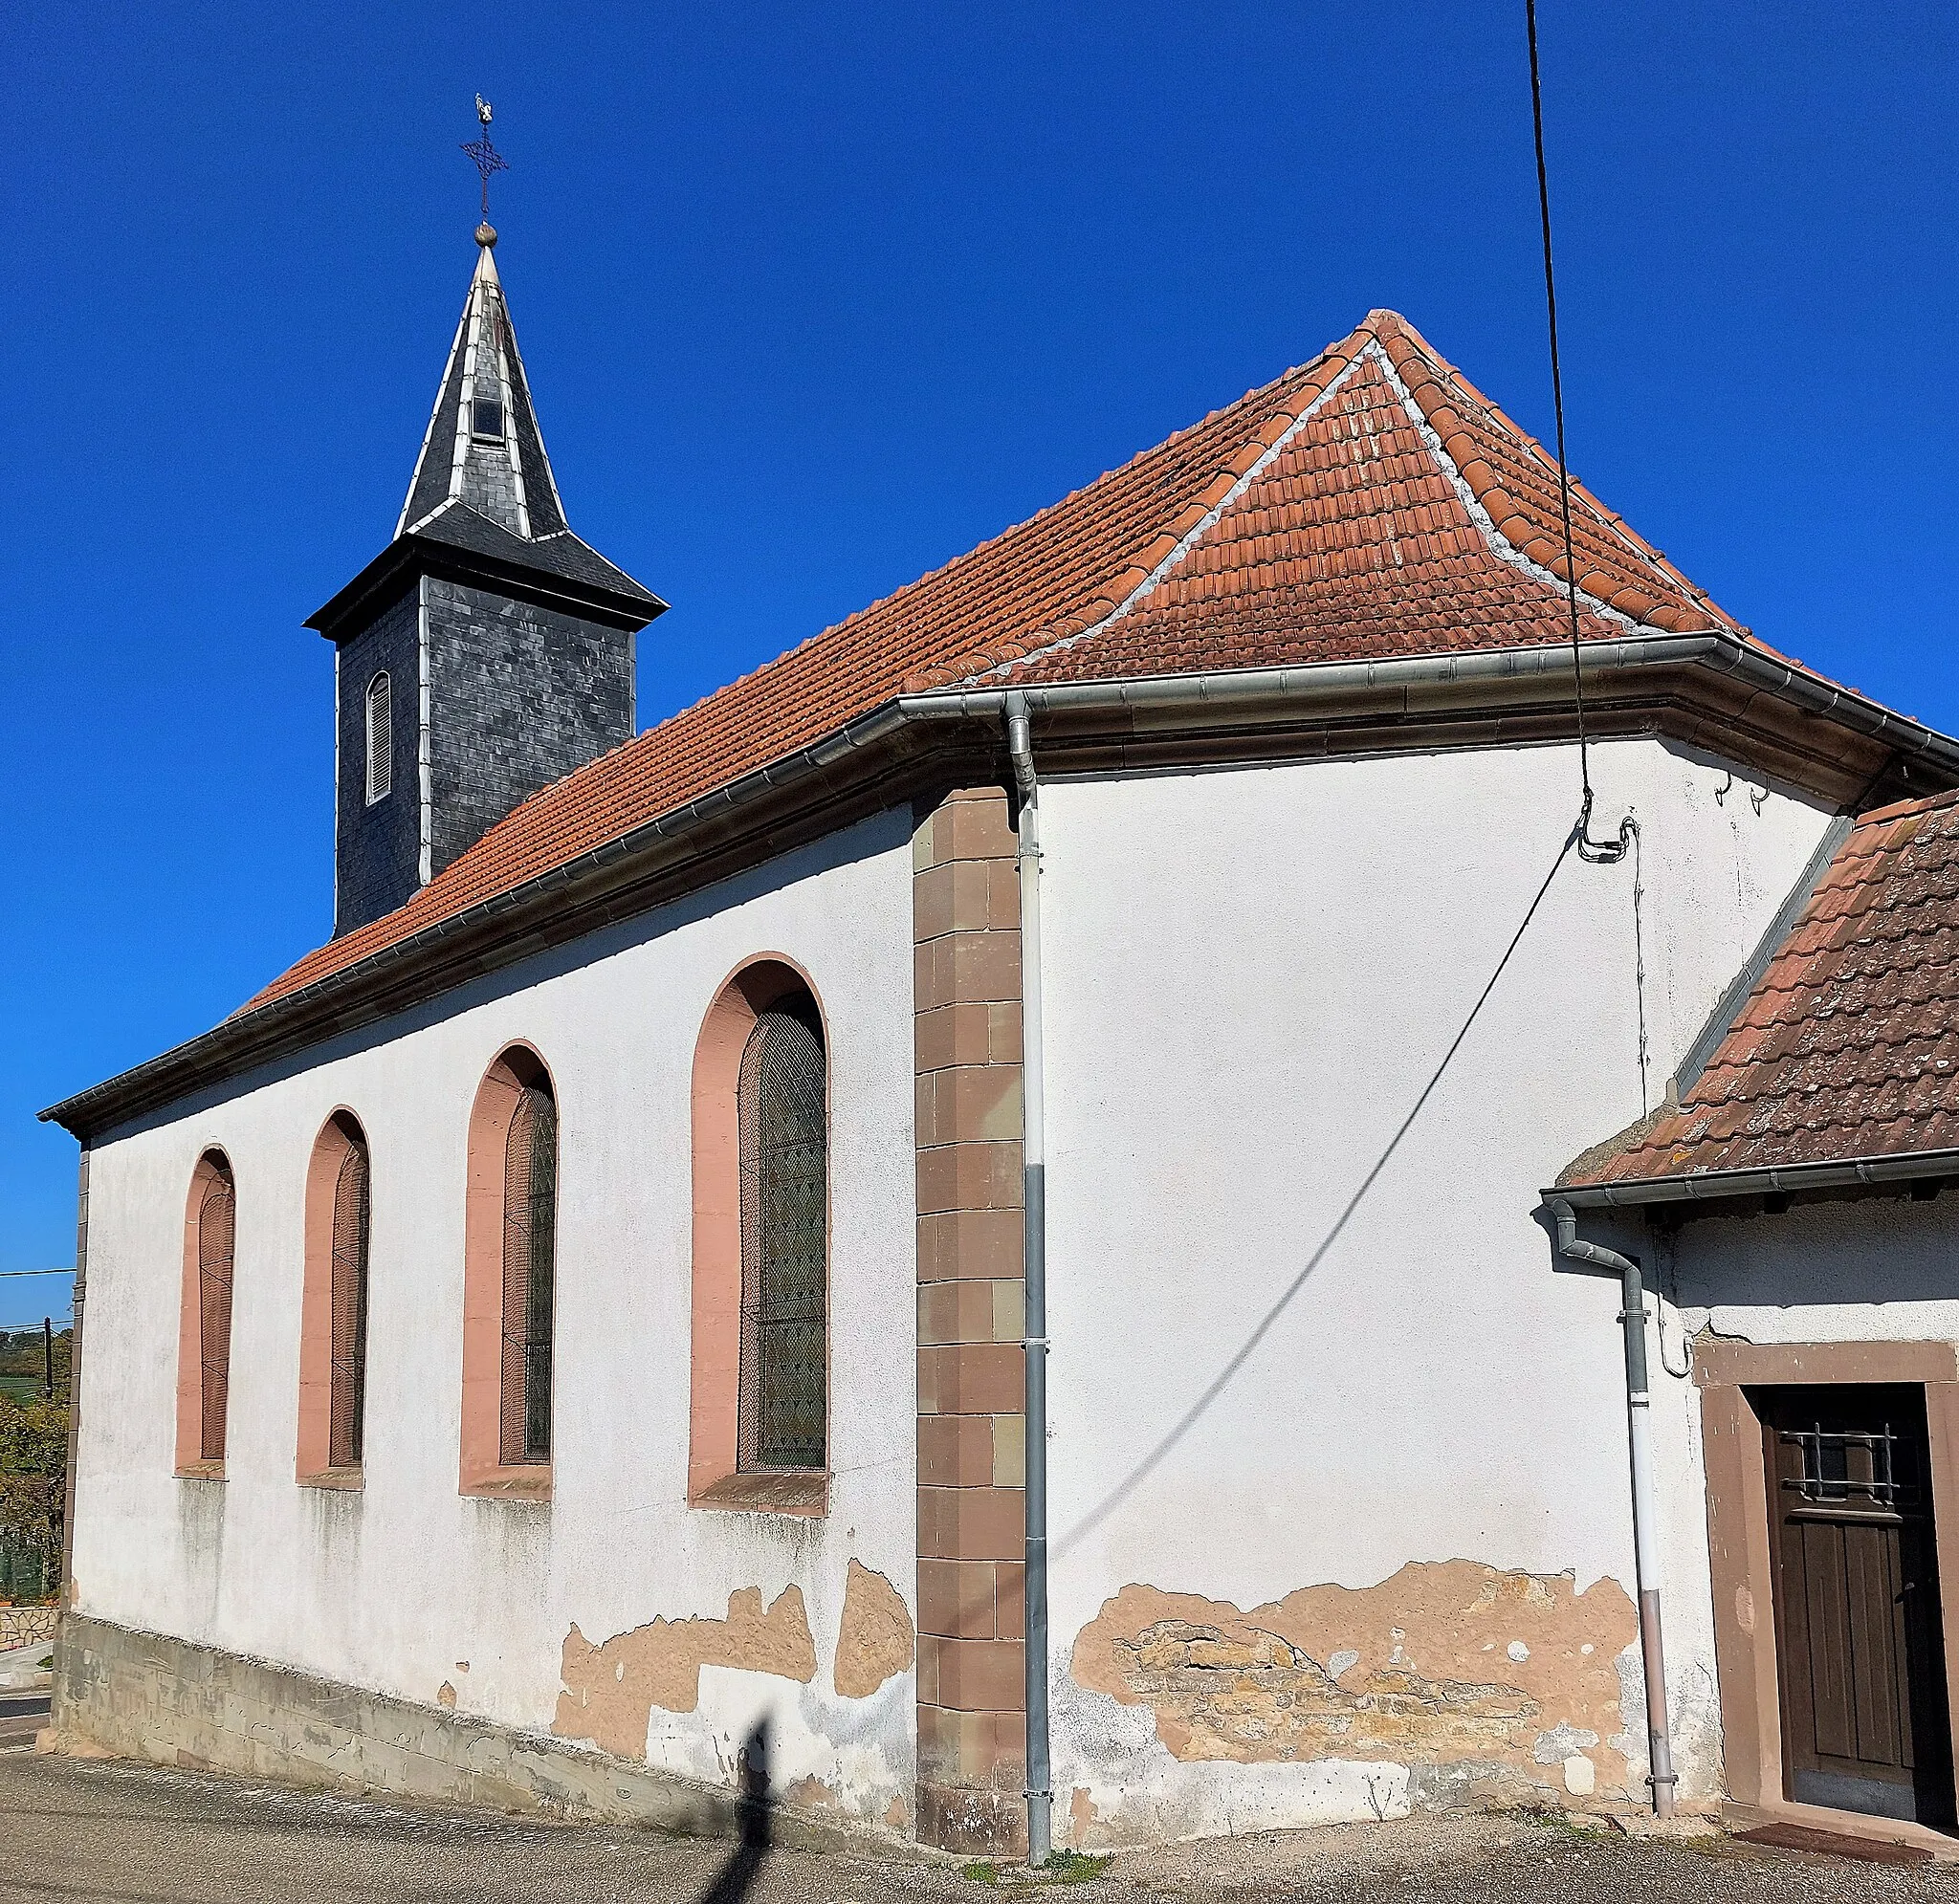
{"left": 396, "top": 235, "right": 570, "bottom": 543}
{"left": 310, "top": 225, "right": 665, "bottom": 939}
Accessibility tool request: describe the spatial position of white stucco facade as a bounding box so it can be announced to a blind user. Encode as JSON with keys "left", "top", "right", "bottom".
{"left": 1031, "top": 734, "right": 1832, "bottom": 1839}
{"left": 72, "top": 728, "right": 1902, "bottom": 1847}
{"left": 73, "top": 809, "right": 921, "bottom": 1828}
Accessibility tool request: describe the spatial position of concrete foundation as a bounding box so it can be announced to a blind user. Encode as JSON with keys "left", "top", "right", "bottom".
{"left": 48, "top": 1612, "right": 897, "bottom": 1852}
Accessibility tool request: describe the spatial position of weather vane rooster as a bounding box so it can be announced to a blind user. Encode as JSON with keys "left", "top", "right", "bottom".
{"left": 462, "top": 94, "right": 508, "bottom": 242}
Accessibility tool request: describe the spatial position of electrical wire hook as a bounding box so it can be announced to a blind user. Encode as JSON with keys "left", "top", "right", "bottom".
{"left": 1574, "top": 788, "right": 1635, "bottom": 864}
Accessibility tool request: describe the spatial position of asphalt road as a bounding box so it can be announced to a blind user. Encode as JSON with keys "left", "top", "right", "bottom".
{"left": 3, "top": 1751, "right": 1958, "bottom": 1903}
{"left": 0, "top": 1696, "right": 48, "bottom": 1754}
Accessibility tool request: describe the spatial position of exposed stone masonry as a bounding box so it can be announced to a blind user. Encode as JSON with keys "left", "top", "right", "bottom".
{"left": 0, "top": 1606, "right": 56, "bottom": 1651}
{"left": 913, "top": 786, "right": 1027, "bottom": 1857}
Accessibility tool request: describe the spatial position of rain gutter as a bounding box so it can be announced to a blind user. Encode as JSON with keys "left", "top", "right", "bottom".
{"left": 1552, "top": 1149, "right": 1959, "bottom": 1213}
{"left": 43, "top": 632, "right": 1959, "bottom": 1141}
{"left": 894, "top": 629, "right": 1959, "bottom": 777}
{"left": 39, "top": 698, "right": 917, "bottom": 1139}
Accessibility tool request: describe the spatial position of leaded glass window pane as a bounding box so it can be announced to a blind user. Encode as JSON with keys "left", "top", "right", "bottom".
{"left": 328, "top": 1137, "right": 370, "bottom": 1470}
{"left": 500, "top": 1087, "right": 556, "bottom": 1465}
{"left": 198, "top": 1166, "right": 235, "bottom": 1464}
{"left": 737, "top": 1007, "right": 826, "bottom": 1472}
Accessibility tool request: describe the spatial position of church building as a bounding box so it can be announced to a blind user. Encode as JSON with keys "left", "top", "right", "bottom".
{"left": 41, "top": 205, "right": 1959, "bottom": 1863}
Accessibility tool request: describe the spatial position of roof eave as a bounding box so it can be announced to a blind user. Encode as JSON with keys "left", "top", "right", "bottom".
{"left": 305, "top": 533, "right": 666, "bottom": 642}
{"left": 44, "top": 632, "right": 1959, "bottom": 1143}
{"left": 38, "top": 698, "right": 948, "bottom": 1141}
{"left": 1549, "top": 1148, "right": 1959, "bottom": 1212}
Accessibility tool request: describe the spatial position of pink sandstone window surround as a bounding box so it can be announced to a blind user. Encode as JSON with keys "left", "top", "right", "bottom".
{"left": 459, "top": 1044, "right": 558, "bottom": 1501}
{"left": 175, "top": 1149, "right": 235, "bottom": 1479}
{"left": 297, "top": 1111, "right": 370, "bottom": 1488}
{"left": 690, "top": 956, "right": 830, "bottom": 1517}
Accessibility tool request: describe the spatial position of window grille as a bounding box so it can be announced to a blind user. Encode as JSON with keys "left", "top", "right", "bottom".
{"left": 197, "top": 1162, "right": 235, "bottom": 1463}
{"left": 473, "top": 397, "right": 505, "bottom": 441}
{"left": 328, "top": 1136, "right": 370, "bottom": 1470}
{"left": 365, "top": 672, "right": 392, "bottom": 804}
{"left": 499, "top": 1086, "right": 556, "bottom": 1465}
{"left": 1779, "top": 1420, "right": 1924, "bottom": 1518}
{"left": 737, "top": 1006, "right": 826, "bottom": 1472}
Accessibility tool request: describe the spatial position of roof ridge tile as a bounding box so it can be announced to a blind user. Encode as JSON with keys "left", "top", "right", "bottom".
{"left": 246, "top": 310, "right": 1904, "bottom": 1024}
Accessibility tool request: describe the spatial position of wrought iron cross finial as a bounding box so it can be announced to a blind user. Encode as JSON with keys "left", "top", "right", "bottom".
{"left": 461, "top": 95, "right": 508, "bottom": 228}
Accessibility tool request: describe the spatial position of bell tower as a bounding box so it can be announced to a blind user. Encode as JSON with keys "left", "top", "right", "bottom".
{"left": 309, "top": 107, "right": 663, "bottom": 937}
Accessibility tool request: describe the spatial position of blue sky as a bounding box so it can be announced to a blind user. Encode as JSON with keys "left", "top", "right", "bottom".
{"left": 5, "top": 1, "right": 1954, "bottom": 1321}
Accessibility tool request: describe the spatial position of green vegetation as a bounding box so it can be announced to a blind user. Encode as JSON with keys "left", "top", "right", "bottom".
{"left": 962, "top": 1849, "right": 1113, "bottom": 1886}
{"left": 1037, "top": 1850, "right": 1112, "bottom": 1884}
{"left": 0, "top": 1327, "right": 70, "bottom": 1398}
{"left": 0, "top": 1385, "right": 67, "bottom": 1602}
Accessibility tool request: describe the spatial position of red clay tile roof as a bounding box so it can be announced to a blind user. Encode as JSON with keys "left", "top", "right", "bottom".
{"left": 1569, "top": 791, "right": 1959, "bottom": 1188}
{"left": 247, "top": 309, "right": 1752, "bottom": 1013}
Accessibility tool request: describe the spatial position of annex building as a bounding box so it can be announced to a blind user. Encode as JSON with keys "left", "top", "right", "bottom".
{"left": 41, "top": 215, "right": 1959, "bottom": 1863}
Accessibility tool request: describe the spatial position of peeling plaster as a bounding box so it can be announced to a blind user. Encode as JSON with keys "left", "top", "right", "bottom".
{"left": 833, "top": 1561, "right": 914, "bottom": 1699}
{"left": 553, "top": 1587, "right": 817, "bottom": 1757}
{"left": 644, "top": 1663, "right": 912, "bottom": 1828}
{"left": 552, "top": 1585, "right": 913, "bottom": 1829}
{"left": 1069, "top": 1562, "right": 1639, "bottom": 1816}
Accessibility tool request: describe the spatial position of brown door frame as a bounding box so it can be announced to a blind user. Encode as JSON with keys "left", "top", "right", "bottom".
{"left": 1699, "top": 1339, "right": 1959, "bottom": 1828}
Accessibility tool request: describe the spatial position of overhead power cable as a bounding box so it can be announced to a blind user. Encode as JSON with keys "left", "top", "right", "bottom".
{"left": 1525, "top": 0, "right": 1627, "bottom": 864}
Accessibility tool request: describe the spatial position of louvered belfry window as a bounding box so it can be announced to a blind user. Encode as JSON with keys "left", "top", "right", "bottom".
{"left": 737, "top": 1004, "right": 827, "bottom": 1472}
{"left": 328, "top": 1136, "right": 370, "bottom": 1470}
{"left": 499, "top": 1085, "right": 557, "bottom": 1465}
{"left": 197, "top": 1159, "right": 236, "bottom": 1463}
{"left": 364, "top": 671, "right": 392, "bottom": 804}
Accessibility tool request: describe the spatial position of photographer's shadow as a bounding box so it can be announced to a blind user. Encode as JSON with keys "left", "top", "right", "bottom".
{"left": 697, "top": 1719, "right": 771, "bottom": 1904}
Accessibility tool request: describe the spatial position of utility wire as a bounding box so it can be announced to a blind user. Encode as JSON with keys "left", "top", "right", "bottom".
{"left": 1055, "top": 821, "right": 1581, "bottom": 1558}
{"left": 1525, "top": 0, "right": 1611, "bottom": 850}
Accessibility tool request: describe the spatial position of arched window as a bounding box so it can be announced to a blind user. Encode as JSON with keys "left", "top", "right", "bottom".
{"left": 330, "top": 1133, "right": 371, "bottom": 1467}
{"left": 364, "top": 671, "right": 392, "bottom": 804}
{"left": 690, "top": 960, "right": 829, "bottom": 1512}
{"left": 500, "top": 1082, "right": 557, "bottom": 1465}
{"left": 298, "top": 1112, "right": 370, "bottom": 1481}
{"left": 461, "top": 1046, "right": 558, "bottom": 1496}
{"left": 737, "top": 1003, "right": 826, "bottom": 1471}
{"left": 176, "top": 1149, "right": 235, "bottom": 1475}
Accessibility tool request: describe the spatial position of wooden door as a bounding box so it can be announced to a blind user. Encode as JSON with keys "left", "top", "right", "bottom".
{"left": 1760, "top": 1384, "right": 1953, "bottom": 1825}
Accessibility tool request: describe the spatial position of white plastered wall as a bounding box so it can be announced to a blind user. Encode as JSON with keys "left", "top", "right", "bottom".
{"left": 1034, "top": 734, "right": 1833, "bottom": 1840}
{"left": 73, "top": 810, "right": 918, "bottom": 1826}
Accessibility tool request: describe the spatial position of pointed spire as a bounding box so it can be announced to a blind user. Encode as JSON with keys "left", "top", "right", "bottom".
{"left": 307, "top": 105, "right": 661, "bottom": 648}
{"left": 396, "top": 233, "right": 570, "bottom": 543}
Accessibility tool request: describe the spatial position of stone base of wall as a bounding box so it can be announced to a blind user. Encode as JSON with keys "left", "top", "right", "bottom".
{"left": 50, "top": 1613, "right": 894, "bottom": 1853}
{"left": 0, "top": 1606, "right": 57, "bottom": 1652}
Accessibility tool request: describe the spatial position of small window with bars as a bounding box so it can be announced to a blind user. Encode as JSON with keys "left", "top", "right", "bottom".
{"left": 328, "top": 1129, "right": 370, "bottom": 1470}
{"left": 737, "top": 1002, "right": 827, "bottom": 1473}
{"left": 197, "top": 1154, "right": 236, "bottom": 1464}
{"left": 1779, "top": 1419, "right": 1925, "bottom": 1516}
{"left": 499, "top": 1084, "right": 557, "bottom": 1466}
{"left": 473, "top": 396, "right": 505, "bottom": 442}
{"left": 364, "top": 671, "right": 392, "bottom": 805}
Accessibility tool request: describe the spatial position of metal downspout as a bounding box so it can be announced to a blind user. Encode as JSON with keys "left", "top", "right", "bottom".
{"left": 1547, "top": 1196, "right": 1679, "bottom": 1817}
{"left": 1004, "top": 690, "right": 1052, "bottom": 1866}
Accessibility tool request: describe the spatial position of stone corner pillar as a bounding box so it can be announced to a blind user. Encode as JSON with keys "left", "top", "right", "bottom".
{"left": 913, "top": 785, "right": 1028, "bottom": 1858}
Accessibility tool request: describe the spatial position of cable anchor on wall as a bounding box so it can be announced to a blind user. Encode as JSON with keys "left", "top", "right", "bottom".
{"left": 1574, "top": 788, "right": 1634, "bottom": 864}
